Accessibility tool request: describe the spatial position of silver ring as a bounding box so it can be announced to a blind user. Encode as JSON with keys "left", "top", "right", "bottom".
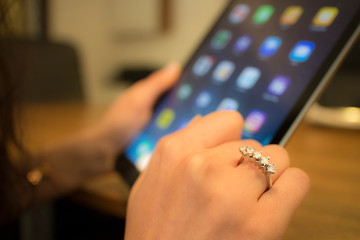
{"left": 239, "top": 146, "right": 276, "bottom": 191}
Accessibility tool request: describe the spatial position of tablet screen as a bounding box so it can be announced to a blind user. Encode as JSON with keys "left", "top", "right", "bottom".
{"left": 125, "top": 0, "right": 360, "bottom": 170}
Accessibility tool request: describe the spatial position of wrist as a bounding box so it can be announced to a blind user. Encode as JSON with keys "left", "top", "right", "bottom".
{"left": 33, "top": 129, "right": 116, "bottom": 192}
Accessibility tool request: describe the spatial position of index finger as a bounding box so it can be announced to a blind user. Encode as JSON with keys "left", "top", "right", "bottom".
{"left": 155, "top": 110, "right": 244, "bottom": 161}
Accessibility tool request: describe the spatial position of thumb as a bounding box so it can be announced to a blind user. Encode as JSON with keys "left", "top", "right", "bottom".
{"left": 136, "top": 62, "right": 182, "bottom": 105}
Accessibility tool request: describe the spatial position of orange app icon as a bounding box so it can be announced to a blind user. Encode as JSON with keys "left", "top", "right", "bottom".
{"left": 280, "top": 6, "right": 304, "bottom": 26}
{"left": 312, "top": 7, "right": 339, "bottom": 27}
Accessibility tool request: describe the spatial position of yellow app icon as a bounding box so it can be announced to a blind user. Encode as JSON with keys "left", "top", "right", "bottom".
{"left": 156, "top": 109, "right": 175, "bottom": 129}
{"left": 312, "top": 7, "right": 339, "bottom": 27}
{"left": 280, "top": 6, "right": 304, "bottom": 26}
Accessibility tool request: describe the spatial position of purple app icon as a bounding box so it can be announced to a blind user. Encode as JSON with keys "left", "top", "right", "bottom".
{"left": 267, "top": 76, "right": 291, "bottom": 96}
{"left": 233, "top": 35, "right": 252, "bottom": 54}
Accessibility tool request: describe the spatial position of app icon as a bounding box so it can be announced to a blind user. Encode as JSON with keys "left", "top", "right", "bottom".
{"left": 133, "top": 137, "right": 153, "bottom": 170}
{"left": 135, "top": 139, "right": 154, "bottom": 160}
{"left": 177, "top": 83, "right": 193, "bottom": 100}
{"left": 259, "top": 36, "right": 282, "bottom": 58}
{"left": 233, "top": 35, "right": 252, "bottom": 54}
{"left": 192, "top": 55, "right": 215, "bottom": 76}
{"left": 253, "top": 5, "right": 275, "bottom": 25}
{"left": 211, "top": 30, "right": 232, "bottom": 50}
{"left": 280, "top": 6, "right": 304, "bottom": 26}
{"left": 126, "top": 135, "right": 153, "bottom": 166}
{"left": 244, "top": 110, "right": 267, "bottom": 133}
{"left": 229, "top": 4, "right": 250, "bottom": 24}
{"left": 195, "top": 91, "right": 212, "bottom": 108}
{"left": 156, "top": 108, "right": 175, "bottom": 129}
{"left": 289, "top": 41, "right": 315, "bottom": 63}
{"left": 213, "top": 60, "right": 235, "bottom": 83}
{"left": 312, "top": 7, "right": 339, "bottom": 28}
{"left": 267, "top": 76, "right": 291, "bottom": 96}
{"left": 236, "top": 67, "right": 261, "bottom": 90}
{"left": 217, "top": 98, "right": 239, "bottom": 111}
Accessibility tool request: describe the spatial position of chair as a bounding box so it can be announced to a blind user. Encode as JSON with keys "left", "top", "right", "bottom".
{"left": 1, "top": 39, "right": 84, "bottom": 102}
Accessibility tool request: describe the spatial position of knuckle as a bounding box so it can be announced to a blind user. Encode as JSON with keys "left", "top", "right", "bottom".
{"left": 180, "top": 151, "right": 219, "bottom": 188}
{"left": 190, "top": 152, "right": 220, "bottom": 178}
{"left": 157, "top": 135, "right": 182, "bottom": 156}
{"left": 182, "top": 152, "right": 208, "bottom": 174}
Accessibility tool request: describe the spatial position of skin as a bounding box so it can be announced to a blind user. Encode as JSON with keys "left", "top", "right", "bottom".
{"left": 125, "top": 111, "right": 310, "bottom": 240}
{"left": 28, "top": 62, "right": 182, "bottom": 201}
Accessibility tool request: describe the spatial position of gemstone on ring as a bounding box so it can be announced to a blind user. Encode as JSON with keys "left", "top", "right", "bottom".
{"left": 239, "top": 146, "right": 276, "bottom": 175}
{"left": 239, "top": 146, "right": 276, "bottom": 191}
{"left": 266, "top": 164, "right": 276, "bottom": 174}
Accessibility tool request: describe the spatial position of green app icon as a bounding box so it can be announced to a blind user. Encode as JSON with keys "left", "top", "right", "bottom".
{"left": 253, "top": 5, "right": 275, "bottom": 25}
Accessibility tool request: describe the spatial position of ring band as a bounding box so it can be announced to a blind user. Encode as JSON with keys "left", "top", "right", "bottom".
{"left": 239, "top": 146, "right": 276, "bottom": 191}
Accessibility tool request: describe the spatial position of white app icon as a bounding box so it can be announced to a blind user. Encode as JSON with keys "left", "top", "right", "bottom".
{"left": 217, "top": 98, "right": 239, "bottom": 111}
{"left": 193, "top": 55, "right": 215, "bottom": 76}
{"left": 236, "top": 67, "right": 261, "bottom": 90}
{"left": 213, "top": 61, "right": 236, "bottom": 83}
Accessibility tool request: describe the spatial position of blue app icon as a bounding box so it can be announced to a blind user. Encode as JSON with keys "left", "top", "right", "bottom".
{"left": 289, "top": 41, "right": 315, "bottom": 62}
{"left": 259, "top": 36, "right": 282, "bottom": 58}
{"left": 126, "top": 135, "right": 154, "bottom": 165}
{"left": 195, "top": 91, "right": 212, "bottom": 108}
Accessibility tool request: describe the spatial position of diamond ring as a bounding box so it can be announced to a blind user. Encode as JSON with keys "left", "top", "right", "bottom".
{"left": 239, "top": 146, "right": 276, "bottom": 190}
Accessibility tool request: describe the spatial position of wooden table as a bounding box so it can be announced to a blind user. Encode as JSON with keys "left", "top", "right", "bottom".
{"left": 21, "top": 102, "right": 360, "bottom": 239}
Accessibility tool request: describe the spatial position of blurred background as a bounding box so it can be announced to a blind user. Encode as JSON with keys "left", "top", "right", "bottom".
{"left": 4, "top": 0, "right": 360, "bottom": 125}
{"left": 3, "top": 0, "right": 228, "bottom": 104}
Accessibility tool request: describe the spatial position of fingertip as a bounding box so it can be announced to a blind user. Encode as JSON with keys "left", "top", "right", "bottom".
{"left": 142, "top": 61, "right": 181, "bottom": 85}
{"left": 162, "top": 61, "right": 182, "bottom": 75}
{"left": 135, "top": 62, "right": 181, "bottom": 104}
{"left": 149, "top": 61, "right": 181, "bottom": 85}
{"left": 200, "top": 110, "right": 244, "bottom": 138}
{"left": 209, "top": 110, "right": 244, "bottom": 138}
{"left": 215, "top": 110, "right": 244, "bottom": 126}
{"left": 177, "top": 111, "right": 244, "bottom": 150}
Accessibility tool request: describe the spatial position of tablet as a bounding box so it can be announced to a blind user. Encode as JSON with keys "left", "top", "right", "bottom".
{"left": 121, "top": 0, "right": 360, "bottom": 172}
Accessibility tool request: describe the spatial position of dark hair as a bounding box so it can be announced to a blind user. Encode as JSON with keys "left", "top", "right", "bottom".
{"left": 0, "top": 0, "right": 29, "bottom": 224}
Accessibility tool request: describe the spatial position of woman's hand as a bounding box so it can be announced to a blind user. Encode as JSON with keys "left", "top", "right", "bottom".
{"left": 96, "top": 62, "right": 181, "bottom": 156}
{"left": 30, "top": 62, "right": 181, "bottom": 198}
{"left": 125, "top": 111, "right": 310, "bottom": 240}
